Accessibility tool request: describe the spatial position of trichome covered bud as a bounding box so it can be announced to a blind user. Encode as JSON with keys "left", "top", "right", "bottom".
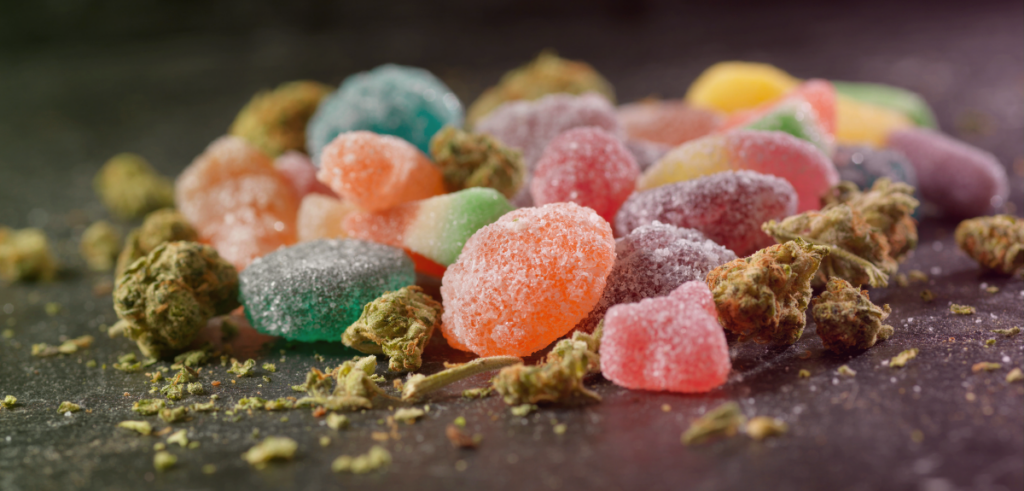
{"left": 0, "top": 227, "right": 57, "bottom": 283}
{"left": 954, "top": 215, "right": 1024, "bottom": 274}
{"left": 821, "top": 179, "right": 919, "bottom": 260}
{"left": 341, "top": 285, "right": 442, "bottom": 372}
{"left": 229, "top": 80, "right": 332, "bottom": 157}
{"left": 428, "top": 126, "right": 526, "bottom": 199}
{"left": 706, "top": 240, "right": 828, "bottom": 345}
{"left": 93, "top": 153, "right": 175, "bottom": 220}
{"left": 116, "top": 208, "right": 199, "bottom": 277}
{"left": 492, "top": 325, "right": 602, "bottom": 405}
{"left": 811, "top": 277, "right": 894, "bottom": 353}
{"left": 112, "top": 241, "right": 239, "bottom": 358}
{"left": 80, "top": 221, "right": 122, "bottom": 272}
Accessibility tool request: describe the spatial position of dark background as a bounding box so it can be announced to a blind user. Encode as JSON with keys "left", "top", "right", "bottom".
{"left": 0, "top": 1, "right": 1021, "bottom": 490}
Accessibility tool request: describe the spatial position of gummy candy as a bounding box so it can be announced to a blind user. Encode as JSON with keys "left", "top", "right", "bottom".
{"left": 296, "top": 194, "right": 356, "bottom": 242}
{"left": 573, "top": 222, "right": 736, "bottom": 333}
{"left": 467, "top": 50, "right": 615, "bottom": 128}
{"left": 600, "top": 281, "right": 730, "bottom": 393}
{"left": 685, "top": 61, "right": 799, "bottom": 114}
{"left": 474, "top": 93, "right": 621, "bottom": 206}
{"left": 832, "top": 146, "right": 917, "bottom": 190}
{"left": 886, "top": 128, "right": 1009, "bottom": 217}
{"left": 638, "top": 130, "right": 838, "bottom": 213}
{"left": 274, "top": 151, "right": 336, "bottom": 198}
{"left": 229, "top": 80, "right": 332, "bottom": 157}
{"left": 239, "top": 239, "right": 415, "bottom": 342}
{"left": 440, "top": 202, "right": 615, "bottom": 357}
{"left": 175, "top": 136, "right": 300, "bottom": 270}
{"left": 306, "top": 64, "right": 463, "bottom": 162}
{"left": 617, "top": 171, "right": 796, "bottom": 256}
{"left": 428, "top": 126, "right": 525, "bottom": 199}
{"left": 624, "top": 139, "right": 671, "bottom": 172}
{"left": 530, "top": 127, "right": 640, "bottom": 222}
{"left": 835, "top": 95, "right": 913, "bottom": 147}
{"left": 344, "top": 187, "right": 514, "bottom": 267}
{"left": 616, "top": 99, "right": 722, "bottom": 146}
{"left": 832, "top": 81, "right": 937, "bottom": 129}
{"left": 719, "top": 80, "right": 836, "bottom": 154}
{"left": 317, "top": 131, "right": 446, "bottom": 212}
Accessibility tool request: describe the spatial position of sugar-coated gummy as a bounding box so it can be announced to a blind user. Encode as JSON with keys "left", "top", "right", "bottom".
{"left": 832, "top": 81, "right": 937, "bottom": 129}
{"left": 306, "top": 64, "right": 463, "bottom": 163}
{"left": 274, "top": 151, "right": 336, "bottom": 198}
{"left": 835, "top": 95, "right": 913, "bottom": 147}
{"left": 617, "top": 99, "right": 722, "bottom": 146}
{"left": 574, "top": 222, "right": 736, "bottom": 333}
{"left": 624, "top": 139, "right": 671, "bottom": 172}
{"left": 530, "top": 127, "right": 640, "bottom": 222}
{"left": 685, "top": 61, "right": 799, "bottom": 114}
{"left": 616, "top": 170, "right": 797, "bottom": 256}
{"left": 600, "top": 281, "right": 730, "bottom": 393}
{"left": 886, "top": 128, "right": 1009, "bottom": 218}
{"left": 440, "top": 202, "right": 615, "bottom": 357}
{"left": 239, "top": 239, "right": 415, "bottom": 342}
{"left": 296, "top": 194, "right": 355, "bottom": 242}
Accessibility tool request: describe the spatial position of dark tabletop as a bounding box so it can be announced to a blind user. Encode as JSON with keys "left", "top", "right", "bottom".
{"left": 0, "top": 1, "right": 1022, "bottom": 490}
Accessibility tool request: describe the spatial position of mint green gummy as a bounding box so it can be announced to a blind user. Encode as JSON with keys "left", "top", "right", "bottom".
{"left": 408, "top": 187, "right": 514, "bottom": 266}
{"left": 743, "top": 99, "right": 832, "bottom": 154}
{"left": 239, "top": 239, "right": 415, "bottom": 342}
{"left": 832, "top": 81, "right": 937, "bottom": 129}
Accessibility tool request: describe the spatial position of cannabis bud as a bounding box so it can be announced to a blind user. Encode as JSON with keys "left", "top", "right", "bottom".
{"left": 706, "top": 240, "right": 828, "bottom": 345}
{"left": 492, "top": 325, "right": 602, "bottom": 405}
{"left": 954, "top": 215, "right": 1024, "bottom": 275}
{"left": 93, "top": 153, "right": 175, "bottom": 220}
{"left": 811, "top": 277, "right": 894, "bottom": 353}
{"left": 821, "top": 179, "right": 919, "bottom": 260}
{"left": 116, "top": 208, "right": 199, "bottom": 277}
{"left": 429, "top": 126, "right": 526, "bottom": 199}
{"left": 112, "top": 241, "right": 239, "bottom": 358}
{"left": 229, "top": 80, "right": 332, "bottom": 157}
{"left": 0, "top": 227, "right": 57, "bottom": 283}
{"left": 341, "top": 286, "right": 443, "bottom": 372}
{"left": 79, "top": 221, "right": 122, "bottom": 272}
{"left": 466, "top": 49, "right": 616, "bottom": 127}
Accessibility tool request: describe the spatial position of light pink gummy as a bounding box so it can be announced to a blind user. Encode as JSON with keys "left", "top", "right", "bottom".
{"left": 530, "top": 127, "right": 640, "bottom": 222}
{"left": 274, "top": 151, "right": 337, "bottom": 198}
{"left": 725, "top": 130, "right": 839, "bottom": 212}
{"left": 600, "top": 281, "right": 730, "bottom": 393}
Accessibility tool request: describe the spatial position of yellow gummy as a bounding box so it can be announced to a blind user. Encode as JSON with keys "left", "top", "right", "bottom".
{"left": 636, "top": 134, "right": 730, "bottom": 190}
{"left": 835, "top": 95, "right": 913, "bottom": 147}
{"left": 685, "top": 62, "right": 799, "bottom": 114}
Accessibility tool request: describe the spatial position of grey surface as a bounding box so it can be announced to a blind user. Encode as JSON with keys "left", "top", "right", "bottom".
{"left": 1, "top": 1, "right": 1022, "bottom": 490}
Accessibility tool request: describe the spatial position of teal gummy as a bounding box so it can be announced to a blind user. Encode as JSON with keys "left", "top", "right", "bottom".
{"left": 833, "top": 81, "right": 937, "bottom": 129}
{"left": 307, "top": 64, "right": 463, "bottom": 164}
{"left": 744, "top": 103, "right": 831, "bottom": 154}
{"left": 431, "top": 188, "right": 514, "bottom": 265}
{"left": 239, "top": 239, "right": 415, "bottom": 342}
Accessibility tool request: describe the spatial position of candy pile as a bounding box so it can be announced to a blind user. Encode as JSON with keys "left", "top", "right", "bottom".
{"left": 49, "top": 53, "right": 1015, "bottom": 406}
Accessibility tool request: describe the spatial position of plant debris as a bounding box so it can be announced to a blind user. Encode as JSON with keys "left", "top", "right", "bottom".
{"left": 890, "top": 348, "right": 919, "bottom": 368}
{"left": 971, "top": 362, "right": 1001, "bottom": 373}
{"left": 153, "top": 451, "right": 177, "bottom": 472}
{"left": 681, "top": 402, "right": 746, "bottom": 445}
{"left": 31, "top": 335, "right": 94, "bottom": 357}
{"left": 117, "top": 420, "right": 153, "bottom": 435}
{"left": 331, "top": 445, "right": 392, "bottom": 474}
{"left": 57, "top": 401, "right": 81, "bottom": 413}
{"left": 950, "top": 304, "right": 976, "bottom": 315}
{"left": 745, "top": 416, "right": 788, "bottom": 441}
{"left": 242, "top": 437, "right": 298, "bottom": 468}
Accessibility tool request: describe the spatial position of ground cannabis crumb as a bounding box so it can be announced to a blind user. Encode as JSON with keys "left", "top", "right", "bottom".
{"left": 895, "top": 273, "right": 908, "bottom": 287}
{"left": 993, "top": 326, "right": 1020, "bottom": 337}
{"left": 242, "top": 437, "right": 298, "bottom": 468}
{"left": 798, "top": 369, "right": 811, "bottom": 378}
{"left": 462, "top": 387, "right": 493, "bottom": 399}
{"left": 837, "top": 365, "right": 857, "bottom": 377}
{"left": 393, "top": 407, "right": 425, "bottom": 424}
{"left": 681, "top": 402, "right": 746, "bottom": 445}
{"left": 227, "top": 359, "right": 257, "bottom": 377}
{"left": 132, "top": 399, "right": 166, "bottom": 415}
{"left": 920, "top": 289, "right": 935, "bottom": 302}
{"left": 80, "top": 221, "right": 121, "bottom": 272}
{"left": 510, "top": 404, "right": 537, "bottom": 417}
{"left": 890, "top": 348, "right": 919, "bottom": 368}
{"left": 187, "top": 382, "right": 204, "bottom": 395}
{"left": 811, "top": 277, "right": 894, "bottom": 353}
{"left": 1, "top": 329, "right": 12, "bottom": 339}
{"left": 44, "top": 302, "right": 61, "bottom": 316}
{"left": 0, "top": 227, "right": 58, "bottom": 283}
{"left": 971, "top": 362, "right": 1001, "bottom": 373}
{"left": 453, "top": 416, "right": 467, "bottom": 427}
{"left": 31, "top": 335, "right": 94, "bottom": 357}
{"left": 331, "top": 445, "right": 392, "bottom": 474}
{"left": 202, "top": 464, "right": 216, "bottom": 474}
{"left": 153, "top": 451, "right": 177, "bottom": 472}
{"left": 342, "top": 285, "right": 442, "bottom": 372}
{"left": 190, "top": 397, "right": 219, "bottom": 412}
{"left": 93, "top": 153, "right": 175, "bottom": 220}
{"left": 318, "top": 436, "right": 331, "bottom": 447}
{"left": 553, "top": 423, "right": 567, "bottom": 435}
{"left": 159, "top": 406, "right": 188, "bottom": 423}
{"left": 745, "top": 416, "right": 788, "bottom": 441}
{"left": 57, "top": 401, "right": 81, "bottom": 413}
{"left": 173, "top": 347, "right": 211, "bottom": 368}
{"left": 117, "top": 420, "right": 152, "bottom": 435}
{"left": 264, "top": 398, "right": 293, "bottom": 411}
{"left": 985, "top": 285, "right": 999, "bottom": 294}
{"left": 262, "top": 363, "right": 277, "bottom": 373}
{"left": 908, "top": 270, "right": 929, "bottom": 283}
{"left": 2, "top": 395, "right": 17, "bottom": 409}
{"left": 950, "top": 304, "right": 976, "bottom": 315}
{"left": 326, "top": 413, "right": 349, "bottom": 430}
{"left": 984, "top": 339, "right": 996, "bottom": 347}
{"left": 445, "top": 424, "right": 481, "bottom": 448}
{"left": 1007, "top": 368, "right": 1023, "bottom": 383}
{"left": 167, "top": 430, "right": 189, "bottom": 447}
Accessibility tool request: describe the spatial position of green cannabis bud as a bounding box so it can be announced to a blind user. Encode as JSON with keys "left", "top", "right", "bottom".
{"left": 492, "top": 325, "right": 602, "bottom": 405}
{"left": 429, "top": 126, "right": 526, "bottom": 199}
{"left": 115, "top": 208, "right": 199, "bottom": 277}
{"left": 229, "top": 80, "right": 332, "bottom": 157}
{"left": 242, "top": 437, "right": 298, "bottom": 468}
{"left": 681, "top": 401, "right": 746, "bottom": 445}
{"left": 466, "top": 50, "right": 616, "bottom": 127}
{"left": 93, "top": 153, "right": 175, "bottom": 220}
{"left": 112, "top": 241, "right": 239, "bottom": 359}
{"left": 954, "top": 215, "right": 1024, "bottom": 275}
{"left": 341, "top": 286, "right": 443, "bottom": 372}
{"left": 811, "top": 277, "right": 894, "bottom": 353}
{"left": 706, "top": 240, "right": 828, "bottom": 345}
{"left": 0, "top": 227, "right": 57, "bottom": 283}
{"left": 80, "top": 221, "right": 122, "bottom": 272}
{"left": 821, "top": 179, "right": 919, "bottom": 261}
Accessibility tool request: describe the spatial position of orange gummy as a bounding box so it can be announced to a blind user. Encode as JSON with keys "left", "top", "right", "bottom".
{"left": 343, "top": 205, "right": 446, "bottom": 277}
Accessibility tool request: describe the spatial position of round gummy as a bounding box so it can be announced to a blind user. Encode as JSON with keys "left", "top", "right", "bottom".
{"left": 239, "top": 239, "right": 415, "bottom": 342}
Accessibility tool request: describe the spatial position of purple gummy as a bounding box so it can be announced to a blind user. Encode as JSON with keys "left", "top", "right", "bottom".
{"left": 574, "top": 222, "right": 736, "bottom": 333}
{"left": 614, "top": 170, "right": 797, "bottom": 256}
{"left": 886, "top": 128, "right": 1009, "bottom": 217}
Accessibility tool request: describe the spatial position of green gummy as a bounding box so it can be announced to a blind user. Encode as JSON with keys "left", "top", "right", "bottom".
{"left": 833, "top": 81, "right": 937, "bottom": 129}
{"left": 743, "top": 101, "right": 831, "bottom": 154}
{"left": 412, "top": 188, "right": 514, "bottom": 266}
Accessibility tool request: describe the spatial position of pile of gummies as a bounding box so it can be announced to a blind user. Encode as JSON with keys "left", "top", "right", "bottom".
{"left": 169, "top": 54, "right": 1009, "bottom": 394}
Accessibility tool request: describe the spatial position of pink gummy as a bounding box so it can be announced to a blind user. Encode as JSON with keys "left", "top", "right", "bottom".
{"left": 600, "top": 281, "right": 730, "bottom": 393}
{"left": 274, "top": 151, "right": 337, "bottom": 198}
{"left": 614, "top": 170, "right": 798, "bottom": 256}
{"left": 617, "top": 99, "right": 723, "bottom": 146}
{"left": 886, "top": 128, "right": 1009, "bottom": 217}
{"left": 725, "top": 130, "right": 839, "bottom": 213}
{"left": 530, "top": 127, "right": 640, "bottom": 222}
{"left": 721, "top": 79, "right": 836, "bottom": 136}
